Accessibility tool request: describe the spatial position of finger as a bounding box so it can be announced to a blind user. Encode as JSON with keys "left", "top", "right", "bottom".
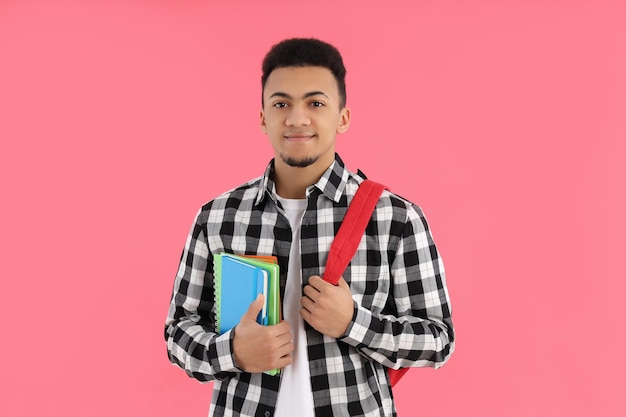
{"left": 302, "top": 284, "right": 320, "bottom": 301}
{"left": 272, "top": 322, "right": 292, "bottom": 338}
{"left": 277, "top": 353, "right": 293, "bottom": 368}
{"left": 269, "top": 340, "right": 294, "bottom": 369}
{"left": 300, "top": 306, "right": 312, "bottom": 322}
{"left": 243, "top": 294, "right": 265, "bottom": 321}
{"left": 337, "top": 277, "right": 350, "bottom": 290}
{"left": 272, "top": 320, "right": 291, "bottom": 334}
{"left": 300, "top": 307, "right": 319, "bottom": 330}
{"left": 307, "top": 275, "right": 324, "bottom": 289}
{"left": 300, "top": 295, "right": 315, "bottom": 313}
{"left": 274, "top": 331, "right": 293, "bottom": 346}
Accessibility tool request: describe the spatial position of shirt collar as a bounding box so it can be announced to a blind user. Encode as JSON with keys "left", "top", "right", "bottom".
{"left": 254, "top": 153, "right": 353, "bottom": 206}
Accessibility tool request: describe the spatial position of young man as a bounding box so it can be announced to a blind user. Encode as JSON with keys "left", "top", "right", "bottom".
{"left": 165, "top": 38, "right": 454, "bottom": 417}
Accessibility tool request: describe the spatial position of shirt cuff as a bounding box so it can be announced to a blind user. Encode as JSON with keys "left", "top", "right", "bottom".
{"left": 211, "top": 328, "right": 243, "bottom": 375}
{"left": 340, "top": 302, "right": 374, "bottom": 348}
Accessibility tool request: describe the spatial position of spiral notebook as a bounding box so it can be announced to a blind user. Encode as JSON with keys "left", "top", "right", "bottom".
{"left": 213, "top": 253, "right": 281, "bottom": 376}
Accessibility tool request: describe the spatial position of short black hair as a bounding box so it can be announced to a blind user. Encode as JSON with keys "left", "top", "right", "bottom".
{"left": 261, "top": 38, "right": 347, "bottom": 108}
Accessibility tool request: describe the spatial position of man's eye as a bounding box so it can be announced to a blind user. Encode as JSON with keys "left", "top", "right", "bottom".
{"left": 311, "top": 101, "right": 325, "bottom": 107}
{"left": 273, "top": 102, "right": 288, "bottom": 108}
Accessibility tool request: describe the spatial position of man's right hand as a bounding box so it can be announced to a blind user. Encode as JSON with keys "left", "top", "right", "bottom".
{"left": 232, "top": 294, "right": 294, "bottom": 373}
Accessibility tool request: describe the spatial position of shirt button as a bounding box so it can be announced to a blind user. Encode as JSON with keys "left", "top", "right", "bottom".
{"left": 264, "top": 412, "right": 270, "bottom": 417}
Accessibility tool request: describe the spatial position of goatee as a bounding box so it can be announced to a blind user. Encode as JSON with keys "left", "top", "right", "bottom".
{"left": 280, "top": 154, "right": 317, "bottom": 168}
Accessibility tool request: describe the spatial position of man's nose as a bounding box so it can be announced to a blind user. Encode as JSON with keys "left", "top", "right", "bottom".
{"left": 286, "top": 105, "right": 311, "bottom": 126}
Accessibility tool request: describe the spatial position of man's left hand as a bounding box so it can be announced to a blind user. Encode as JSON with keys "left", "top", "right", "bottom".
{"left": 301, "top": 276, "right": 354, "bottom": 338}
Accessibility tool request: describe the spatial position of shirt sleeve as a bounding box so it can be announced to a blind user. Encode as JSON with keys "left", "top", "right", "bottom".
{"left": 164, "top": 209, "right": 242, "bottom": 382}
{"left": 340, "top": 203, "right": 455, "bottom": 369}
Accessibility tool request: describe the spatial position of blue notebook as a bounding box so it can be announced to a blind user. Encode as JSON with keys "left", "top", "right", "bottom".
{"left": 228, "top": 255, "right": 280, "bottom": 329}
{"left": 214, "top": 254, "right": 268, "bottom": 333}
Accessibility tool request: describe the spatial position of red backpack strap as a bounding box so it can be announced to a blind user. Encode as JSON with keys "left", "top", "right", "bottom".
{"left": 323, "top": 179, "right": 408, "bottom": 387}
{"left": 323, "top": 180, "right": 386, "bottom": 285}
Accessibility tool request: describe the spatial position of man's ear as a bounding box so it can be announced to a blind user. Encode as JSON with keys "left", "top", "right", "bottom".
{"left": 337, "top": 107, "right": 351, "bottom": 133}
{"left": 260, "top": 110, "right": 267, "bottom": 134}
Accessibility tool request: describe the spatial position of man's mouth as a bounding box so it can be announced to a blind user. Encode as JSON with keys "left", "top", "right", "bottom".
{"left": 284, "top": 133, "right": 315, "bottom": 142}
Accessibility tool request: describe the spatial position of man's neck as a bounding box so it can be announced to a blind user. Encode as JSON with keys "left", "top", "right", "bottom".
{"left": 273, "top": 157, "right": 334, "bottom": 199}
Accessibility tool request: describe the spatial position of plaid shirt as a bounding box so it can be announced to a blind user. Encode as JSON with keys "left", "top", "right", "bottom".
{"left": 165, "top": 154, "right": 454, "bottom": 417}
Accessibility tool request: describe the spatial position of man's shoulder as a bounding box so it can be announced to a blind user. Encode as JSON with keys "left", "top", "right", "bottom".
{"left": 374, "top": 186, "right": 427, "bottom": 222}
{"left": 197, "top": 176, "right": 264, "bottom": 217}
{"left": 346, "top": 171, "right": 425, "bottom": 221}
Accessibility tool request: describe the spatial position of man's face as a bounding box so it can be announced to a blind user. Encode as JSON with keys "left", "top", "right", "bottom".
{"left": 260, "top": 66, "right": 350, "bottom": 170}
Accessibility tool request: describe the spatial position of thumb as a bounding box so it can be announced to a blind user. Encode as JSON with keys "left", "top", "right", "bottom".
{"left": 243, "top": 293, "right": 265, "bottom": 321}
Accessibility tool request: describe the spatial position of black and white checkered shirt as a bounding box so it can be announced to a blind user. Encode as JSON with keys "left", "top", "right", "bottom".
{"left": 165, "top": 154, "right": 454, "bottom": 417}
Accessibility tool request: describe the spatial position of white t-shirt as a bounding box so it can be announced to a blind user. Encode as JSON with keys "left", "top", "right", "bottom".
{"left": 274, "top": 196, "right": 315, "bottom": 417}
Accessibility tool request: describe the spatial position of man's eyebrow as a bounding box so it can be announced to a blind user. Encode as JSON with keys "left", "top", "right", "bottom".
{"left": 268, "top": 91, "right": 330, "bottom": 100}
{"left": 303, "top": 91, "right": 329, "bottom": 99}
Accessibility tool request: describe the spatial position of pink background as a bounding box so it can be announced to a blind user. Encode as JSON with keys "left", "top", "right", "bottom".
{"left": 1, "top": 1, "right": 625, "bottom": 416}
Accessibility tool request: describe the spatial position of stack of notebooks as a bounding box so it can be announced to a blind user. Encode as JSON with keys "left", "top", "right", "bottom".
{"left": 213, "top": 253, "right": 281, "bottom": 376}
